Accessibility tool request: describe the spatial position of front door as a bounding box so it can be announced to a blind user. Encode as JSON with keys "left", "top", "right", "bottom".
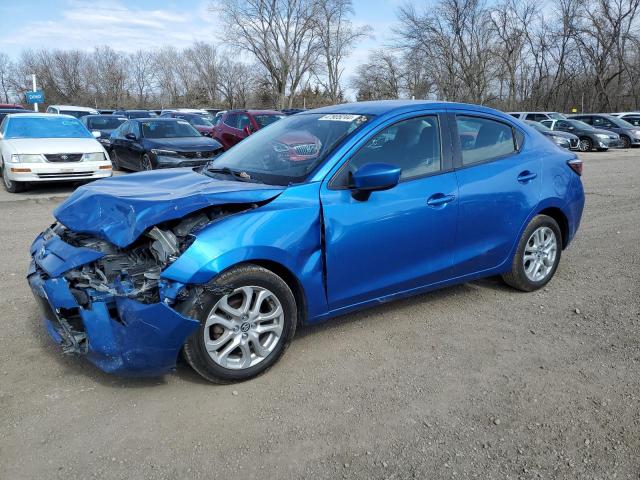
{"left": 320, "top": 113, "right": 459, "bottom": 310}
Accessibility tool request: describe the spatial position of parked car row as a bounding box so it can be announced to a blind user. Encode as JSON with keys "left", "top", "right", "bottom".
{"left": 509, "top": 110, "right": 640, "bottom": 151}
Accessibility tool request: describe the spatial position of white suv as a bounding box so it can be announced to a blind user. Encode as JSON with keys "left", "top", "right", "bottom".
{"left": 46, "top": 105, "right": 99, "bottom": 118}
{"left": 508, "top": 112, "right": 566, "bottom": 122}
{"left": 0, "top": 113, "right": 112, "bottom": 193}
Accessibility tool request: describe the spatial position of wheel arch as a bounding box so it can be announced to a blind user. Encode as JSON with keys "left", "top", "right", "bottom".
{"left": 537, "top": 206, "right": 569, "bottom": 249}
{"left": 245, "top": 259, "right": 308, "bottom": 327}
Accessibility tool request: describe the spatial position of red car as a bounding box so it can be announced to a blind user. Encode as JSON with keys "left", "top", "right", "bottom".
{"left": 0, "top": 104, "right": 24, "bottom": 109}
{"left": 160, "top": 112, "right": 216, "bottom": 138}
{"left": 213, "top": 109, "right": 285, "bottom": 150}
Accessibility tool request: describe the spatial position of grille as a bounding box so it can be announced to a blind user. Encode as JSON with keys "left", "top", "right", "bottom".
{"left": 293, "top": 144, "right": 318, "bottom": 156}
{"left": 45, "top": 153, "right": 83, "bottom": 162}
{"left": 180, "top": 150, "right": 218, "bottom": 159}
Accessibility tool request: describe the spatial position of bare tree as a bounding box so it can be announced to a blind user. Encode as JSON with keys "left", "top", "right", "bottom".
{"left": 213, "top": 0, "right": 320, "bottom": 108}
{"left": 313, "top": 0, "right": 369, "bottom": 102}
{"left": 127, "top": 50, "right": 156, "bottom": 107}
{"left": 350, "top": 50, "right": 403, "bottom": 100}
{"left": 0, "top": 53, "right": 13, "bottom": 103}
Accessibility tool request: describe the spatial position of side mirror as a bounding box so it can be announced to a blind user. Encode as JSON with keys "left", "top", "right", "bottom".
{"left": 125, "top": 133, "right": 137, "bottom": 141}
{"left": 350, "top": 163, "right": 401, "bottom": 201}
{"left": 243, "top": 125, "right": 253, "bottom": 136}
{"left": 92, "top": 130, "right": 101, "bottom": 138}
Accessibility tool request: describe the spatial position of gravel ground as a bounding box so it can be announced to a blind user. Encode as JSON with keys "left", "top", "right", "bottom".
{"left": 0, "top": 151, "right": 638, "bottom": 479}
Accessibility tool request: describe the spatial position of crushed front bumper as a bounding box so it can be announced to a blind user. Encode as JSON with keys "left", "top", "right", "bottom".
{"left": 27, "top": 231, "right": 199, "bottom": 376}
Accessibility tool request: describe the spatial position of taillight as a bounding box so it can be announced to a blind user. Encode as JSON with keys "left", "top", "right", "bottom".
{"left": 567, "top": 158, "right": 582, "bottom": 176}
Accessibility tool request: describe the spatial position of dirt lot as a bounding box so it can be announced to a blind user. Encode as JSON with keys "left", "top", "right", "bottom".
{"left": 0, "top": 151, "right": 638, "bottom": 479}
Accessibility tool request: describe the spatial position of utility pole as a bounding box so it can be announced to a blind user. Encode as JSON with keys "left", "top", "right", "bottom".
{"left": 32, "top": 74, "right": 38, "bottom": 112}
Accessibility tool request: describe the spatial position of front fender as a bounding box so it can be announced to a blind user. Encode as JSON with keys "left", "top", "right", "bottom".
{"left": 161, "top": 182, "right": 328, "bottom": 320}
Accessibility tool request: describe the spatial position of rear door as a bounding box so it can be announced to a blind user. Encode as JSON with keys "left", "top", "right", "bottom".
{"left": 451, "top": 111, "right": 541, "bottom": 276}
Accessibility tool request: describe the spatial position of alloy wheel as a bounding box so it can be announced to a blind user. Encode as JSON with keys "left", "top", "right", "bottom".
{"left": 203, "top": 286, "right": 284, "bottom": 370}
{"left": 578, "top": 138, "right": 592, "bottom": 152}
{"left": 141, "top": 155, "right": 153, "bottom": 170}
{"left": 523, "top": 226, "right": 558, "bottom": 282}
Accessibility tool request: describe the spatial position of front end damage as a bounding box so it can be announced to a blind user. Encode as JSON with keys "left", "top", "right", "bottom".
{"left": 28, "top": 206, "right": 249, "bottom": 376}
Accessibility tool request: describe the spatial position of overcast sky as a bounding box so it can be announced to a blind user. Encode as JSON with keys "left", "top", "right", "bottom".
{"left": 0, "top": 0, "right": 402, "bottom": 81}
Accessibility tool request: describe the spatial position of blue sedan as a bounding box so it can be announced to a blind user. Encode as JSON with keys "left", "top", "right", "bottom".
{"left": 27, "top": 101, "right": 585, "bottom": 382}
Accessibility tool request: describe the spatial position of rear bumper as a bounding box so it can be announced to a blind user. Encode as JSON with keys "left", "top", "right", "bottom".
{"left": 27, "top": 233, "right": 199, "bottom": 376}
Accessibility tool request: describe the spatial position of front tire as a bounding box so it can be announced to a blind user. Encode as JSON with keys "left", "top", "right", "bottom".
{"left": 182, "top": 264, "right": 297, "bottom": 383}
{"left": 141, "top": 153, "right": 153, "bottom": 171}
{"left": 620, "top": 135, "right": 631, "bottom": 149}
{"left": 578, "top": 137, "right": 593, "bottom": 152}
{"left": 502, "top": 215, "right": 562, "bottom": 292}
{"left": 2, "top": 164, "right": 27, "bottom": 193}
{"left": 110, "top": 150, "right": 121, "bottom": 171}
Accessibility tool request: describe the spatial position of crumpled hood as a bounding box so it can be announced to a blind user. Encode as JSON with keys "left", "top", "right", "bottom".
{"left": 54, "top": 168, "right": 285, "bottom": 247}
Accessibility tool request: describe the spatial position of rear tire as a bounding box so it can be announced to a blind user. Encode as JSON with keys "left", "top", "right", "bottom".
{"left": 502, "top": 215, "right": 562, "bottom": 292}
{"left": 182, "top": 264, "right": 297, "bottom": 383}
{"left": 2, "top": 165, "right": 27, "bottom": 193}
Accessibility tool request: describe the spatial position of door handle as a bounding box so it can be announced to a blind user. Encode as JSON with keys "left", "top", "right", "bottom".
{"left": 517, "top": 171, "right": 537, "bottom": 183}
{"left": 427, "top": 193, "right": 455, "bottom": 207}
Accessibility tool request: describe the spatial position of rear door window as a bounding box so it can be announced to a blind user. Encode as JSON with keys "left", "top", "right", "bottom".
{"left": 455, "top": 116, "right": 517, "bottom": 166}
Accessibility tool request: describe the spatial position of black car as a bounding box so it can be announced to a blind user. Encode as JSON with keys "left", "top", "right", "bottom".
{"left": 112, "top": 109, "right": 158, "bottom": 119}
{"left": 569, "top": 114, "right": 640, "bottom": 148}
{"left": 0, "top": 108, "right": 29, "bottom": 123}
{"left": 525, "top": 120, "right": 579, "bottom": 149}
{"left": 540, "top": 119, "right": 621, "bottom": 152}
{"left": 109, "top": 118, "right": 224, "bottom": 171}
{"left": 80, "top": 114, "right": 127, "bottom": 149}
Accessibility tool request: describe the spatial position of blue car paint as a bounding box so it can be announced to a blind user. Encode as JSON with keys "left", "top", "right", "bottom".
{"left": 54, "top": 168, "right": 284, "bottom": 247}
{"left": 30, "top": 232, "right": 105, "bottom": 277}
{"left": 28, "top": 235, "right": 200, "bottom": 375}
{"left": 29, "top": 100, "right": 585, "bottom": 376}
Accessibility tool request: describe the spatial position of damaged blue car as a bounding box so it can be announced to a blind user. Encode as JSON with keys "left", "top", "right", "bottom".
{"left": 28, "top": 101, "right": 585, "bottom": 383}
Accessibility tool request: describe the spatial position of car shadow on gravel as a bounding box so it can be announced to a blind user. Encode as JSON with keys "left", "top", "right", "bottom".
{"left": 28, "top": 277, "right": 514, "bottom": 387}
{"left": 295, "top": 276, "right": 512, "bottom": 340}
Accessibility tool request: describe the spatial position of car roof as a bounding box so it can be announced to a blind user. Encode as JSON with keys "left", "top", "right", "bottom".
{"left": 131, "top": 117, "right": 180, "bottom": 122}
{"left": 227, "top": 109, "right": 283, "bottom": 115}
{"left": 49, "top": 105, "right": 98, "bottom": 111}
{"left": 305, "top": 100, "right": 514, "bottom": 117}
{"left": 4, "top": 113, "right": 79, "bottom": 119}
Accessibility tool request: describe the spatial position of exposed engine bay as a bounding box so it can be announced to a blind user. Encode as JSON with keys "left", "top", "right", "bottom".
{"left": 48, "top": 204, "right": 256, "bottom": 308}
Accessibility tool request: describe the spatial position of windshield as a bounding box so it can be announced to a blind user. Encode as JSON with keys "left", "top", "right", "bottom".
{"left": 88, "top": 116, "right": 126, "bottom": 130}
{"left": 526, "top": 121, "right": 550, "bottom": 132}
{"left": 4, "top": 116, "right": 93, "bottom": 139}
{"left": 128, "top": 111, "right": 154, "bottom": 119}
{"left": 611, "top": 117, "right": 634, "bottom": 128}
{"left": 568, "top": 120, "right": 592, "bottom": 129}
{"left": 254, "top": 114, "right": 285, "bottom": 128}
{"left": 141, "top": 119, "right": 202, "bottom": 138}
{"left": 60, "top": 110, "right": 94, "bottom": 118}
{"left": 208, "top": 113, "right": 373, "bottom": 185}
{"left": 182, "top": 114, "right": 213, "bottom": 127}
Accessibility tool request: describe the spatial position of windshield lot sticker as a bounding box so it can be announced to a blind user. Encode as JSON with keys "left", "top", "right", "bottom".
{"left": 319, "top": 114, "right": 364, "bottom": 122}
